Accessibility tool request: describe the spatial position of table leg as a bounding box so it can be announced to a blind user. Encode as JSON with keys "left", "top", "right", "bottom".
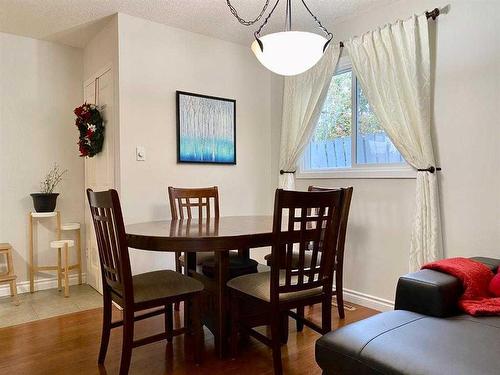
{"left": 56, "top": 211, "right": 61, "bottom": 240}
{"left": 238, "top": 247, "right": 250, "bottom": 259}
{"left": 57, "top": 248, "right": 62, "bottom": 291}
{"left": 184, "top": 252, "right": 196, "bottom": 331}
{"left": 76, "top": 228, "right": 82, "bottom": 285}
{"left": 63, "top": 244, "right": 69, "bottom": 298}
{"left": 6, "top": 248, "right": 19, "bottom": 305}
{"left": 185, "top": 252, "right": 196, "bottom": 277}
{"left": 29, "top": 214, "right": 34, "bottom": 293}
{"left": 215, "top": 250, "right": 230, "bottom": 358}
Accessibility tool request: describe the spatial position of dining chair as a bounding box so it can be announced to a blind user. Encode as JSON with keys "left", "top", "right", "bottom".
{"left": 265, "top": 186, "right": 353, "bottom": 322}
{"left": 87, "top": 189, "right": 204, "bottom": 375}
{"left": 168, "top": 186, "right": 220, "bottom": 309}
{"left": 168, "top": 186, "right": 220, "bottom": 266}
{"left": 227, "top": 188, "right": 345, "bottom": 375}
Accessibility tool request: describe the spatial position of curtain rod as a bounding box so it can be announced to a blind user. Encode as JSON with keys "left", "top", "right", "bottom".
{"left": 338, "top": 8, "right": 440, "bottom": 48}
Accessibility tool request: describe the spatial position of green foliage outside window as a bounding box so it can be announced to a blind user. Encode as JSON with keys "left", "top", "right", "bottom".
{"left": 313, "top": 71, "right": 352, "bottom": 141}
{"left": 312, "top": 70, "right": 383, "bottom": 142}
{"left": 357, "top": 84, "right": 383, "bottom": 135}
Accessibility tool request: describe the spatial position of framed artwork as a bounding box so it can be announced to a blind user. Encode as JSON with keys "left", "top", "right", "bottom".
{"left": 176, "top": 91, "right": 236, "bottom": 164}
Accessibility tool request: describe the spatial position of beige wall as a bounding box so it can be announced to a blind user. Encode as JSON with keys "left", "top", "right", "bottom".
{"left": 0, "top": 33, "right": 84, "bottom": 290}
{"left": 83, "top": 15, "right": 121, "bottom": 190}
{"left": 3, "top": 0, "right": 497, "bottom": 308}
{"left": 270, "top": 75, "right": 284, "bottom": 189}
{"left": 288, "top": 0, "right": 500, "bottom": 308}
{"left": 83, "top": 16, "right": 119, "bottom": 82}
{"left": 116, "top": 14, "right": 275, "bottom": 273}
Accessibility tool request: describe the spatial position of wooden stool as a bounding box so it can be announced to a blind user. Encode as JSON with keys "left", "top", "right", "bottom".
{"left": 29, "top": 211, "right": 61, "bottom": 293}
{"left": 0, "top": 243, "right": 19, "bottom": 305}
{"left": 50, "top": 240, "right": 77, "bottom": 298}
{"left": 61, "top": 223, "right": 82, "bottom": 285}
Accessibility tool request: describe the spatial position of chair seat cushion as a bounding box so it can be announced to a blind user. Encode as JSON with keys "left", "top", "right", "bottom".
{"left": 227, "top": 271, "right": 322, "bottom": 302}
{"left": 202, "top": 256, "right": 258, "bottom": 279}
{"left": 264, "top": 250, "right": 321, "bottom": 268}
{"left": 131, "top": 270, "right": 203, "bottom": 304}
{"left": 179, "top": 250, "right": 239, "bottom": 265}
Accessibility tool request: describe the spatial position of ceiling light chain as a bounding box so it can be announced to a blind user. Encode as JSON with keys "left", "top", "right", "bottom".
{"left": 254, "top": 0, "right": 281, "bottom": 39}
{"left": 226, "top": 0, "right": 271, "bottom": 26}
{"left": 284, "top": 0, "right": 292, "bottom": 31}
{"left": 301, "top": 0, "right": 333, "bottom": 49}
{"left": 226, "top": 0, "right": 335, "bottom": 76}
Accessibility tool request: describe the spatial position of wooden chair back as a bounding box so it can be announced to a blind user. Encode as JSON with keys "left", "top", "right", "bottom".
{"left": 308, "top": 186, "right": 353, "bottom": 268}
{"left": 86, "top": 189, "right": 132, "bottom": 303}
{"left": 168, "top": 186, "right": 220, "bottom": 220}
{"left": 269, "top": 189, "right": 344, "bottom": 303}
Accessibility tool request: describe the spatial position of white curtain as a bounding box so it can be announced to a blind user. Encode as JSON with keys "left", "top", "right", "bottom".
{"left": 345, "top": 14, "right": 442, "bottom": 271}
{"left": 279, "top": 46, "right": 341, "bottom": 189}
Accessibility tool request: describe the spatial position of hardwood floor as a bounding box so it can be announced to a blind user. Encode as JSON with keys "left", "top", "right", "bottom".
{"left": 0, "top": 303, "right": 378, "bottom": 375}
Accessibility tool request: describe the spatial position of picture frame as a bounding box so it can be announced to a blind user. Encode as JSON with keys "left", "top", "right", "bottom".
{"left": 176, "top": 91, "right": 236, "bottom": 165}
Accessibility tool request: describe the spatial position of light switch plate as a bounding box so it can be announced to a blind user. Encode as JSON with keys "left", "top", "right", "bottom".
{"left": 136, "top": 146, "right": 146, "bottom": 161}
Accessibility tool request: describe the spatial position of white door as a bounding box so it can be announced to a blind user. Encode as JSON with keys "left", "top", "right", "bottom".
{"left": 84, "top": 68, "right": 115, "bottom": 293}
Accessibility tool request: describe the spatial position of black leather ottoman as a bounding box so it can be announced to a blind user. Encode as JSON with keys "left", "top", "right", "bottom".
{"left": 316, "top": 257, "right": 500, "bottom": 375}
{"left": 316, "top": 310, "right": 500, "bottom": 375}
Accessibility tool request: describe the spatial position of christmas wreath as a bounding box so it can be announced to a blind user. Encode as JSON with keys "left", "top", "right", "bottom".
{"left": 74, "top": 103, "right": 104, "bottom": 157}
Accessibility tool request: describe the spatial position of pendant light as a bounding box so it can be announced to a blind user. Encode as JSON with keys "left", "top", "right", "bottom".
{"left": 226, "top": 0, "right": 333, "bottom": 76}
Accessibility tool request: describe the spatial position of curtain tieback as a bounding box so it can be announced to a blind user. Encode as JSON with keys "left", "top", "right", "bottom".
{"left": 280, "top": 170, "right": 296, "bottom": 175}
{"left": 417, "top": 166, "right": 442, "bottom": 173}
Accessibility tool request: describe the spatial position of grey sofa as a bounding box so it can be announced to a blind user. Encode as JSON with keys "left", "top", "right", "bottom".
{"left": 316, "top": 257, "right": 500, "bottom": 375}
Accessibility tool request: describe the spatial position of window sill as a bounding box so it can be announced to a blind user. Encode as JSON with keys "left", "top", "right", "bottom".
{"left": 296, "top": 167, "right": 416, "bottom": 180}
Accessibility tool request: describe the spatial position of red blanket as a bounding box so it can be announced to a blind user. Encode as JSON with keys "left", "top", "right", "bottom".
{"left": 422, "top": 257, "right": 500, "bottom": 316}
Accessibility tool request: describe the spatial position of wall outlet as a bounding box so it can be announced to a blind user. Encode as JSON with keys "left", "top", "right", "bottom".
{"left": 136, "top": 146, "right": 146, "bottom": 161}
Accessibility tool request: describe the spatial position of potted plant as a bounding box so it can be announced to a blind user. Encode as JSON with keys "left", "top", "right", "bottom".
{"left": 30, "top": 164, "right": 67, "bottom": 212}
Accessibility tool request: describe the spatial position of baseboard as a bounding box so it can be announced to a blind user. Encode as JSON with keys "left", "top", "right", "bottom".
{"left": 1, "top": 273, "right": 393, "bottom": 311}
{"left": 0, "top": 273, "right": 87, "bottom": 298}
{"left": 342, "top": 287, "right": 394, "bottom": 312}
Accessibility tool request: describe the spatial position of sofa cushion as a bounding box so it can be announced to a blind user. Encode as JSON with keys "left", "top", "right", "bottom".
{"left": 316, "top": 310, "right": 500, "bottom": 375}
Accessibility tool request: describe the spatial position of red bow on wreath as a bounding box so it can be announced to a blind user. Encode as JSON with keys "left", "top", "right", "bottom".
{"left": 74, "top": 103, "right": 104, "bottom": 157}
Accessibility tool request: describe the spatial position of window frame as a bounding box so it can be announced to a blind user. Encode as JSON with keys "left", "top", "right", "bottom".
{"left": 297, "top": 56, "right": 416, "bottom": 180}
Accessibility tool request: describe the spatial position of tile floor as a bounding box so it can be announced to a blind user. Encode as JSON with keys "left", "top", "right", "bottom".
{"left": 0, "top": 284, "right": 102, "bottom": 328}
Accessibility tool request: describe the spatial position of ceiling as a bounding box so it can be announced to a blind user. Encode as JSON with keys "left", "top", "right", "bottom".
{"left": 0, "top": 0, "right": 398, "bottom": 48}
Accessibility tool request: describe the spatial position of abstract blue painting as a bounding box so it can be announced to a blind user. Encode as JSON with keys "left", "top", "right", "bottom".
{"left": 177, "top": 91, "right": 236, "bottom": 164}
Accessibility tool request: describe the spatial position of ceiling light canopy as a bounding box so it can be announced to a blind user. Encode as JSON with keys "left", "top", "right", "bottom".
{"left": 226, "top": 0, "right": 333, "bottom": 76}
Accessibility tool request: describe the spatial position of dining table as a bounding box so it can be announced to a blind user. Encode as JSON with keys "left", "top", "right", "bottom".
{"left": 126, "top": 215, "right": 275, "bottom": 358}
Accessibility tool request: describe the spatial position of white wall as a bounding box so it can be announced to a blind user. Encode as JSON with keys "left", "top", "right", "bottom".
{"left": 0, "top": 33, "right": 84, "bottom": 285}
{"left": 290, "top": 0, "right": 500, "bottom": 307}
{"left": 116, "top": 14, "right": 275, "bottom": 273}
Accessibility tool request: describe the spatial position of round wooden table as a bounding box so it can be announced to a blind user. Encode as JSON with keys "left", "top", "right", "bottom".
{"left": 126, "top": 215, "right": 274, "bottom": 358}
{"left": 126, "top": 215, "right": 274, "bottom": 252}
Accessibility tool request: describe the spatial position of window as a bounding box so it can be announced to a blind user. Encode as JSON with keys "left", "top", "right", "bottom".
{"left": 300, "top": 59, "right": 414, "bottom": 179}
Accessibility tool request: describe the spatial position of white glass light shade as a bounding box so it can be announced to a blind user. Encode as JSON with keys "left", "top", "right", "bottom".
{"left": 251, "top": 31, "right": 328, "bottom": 76}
